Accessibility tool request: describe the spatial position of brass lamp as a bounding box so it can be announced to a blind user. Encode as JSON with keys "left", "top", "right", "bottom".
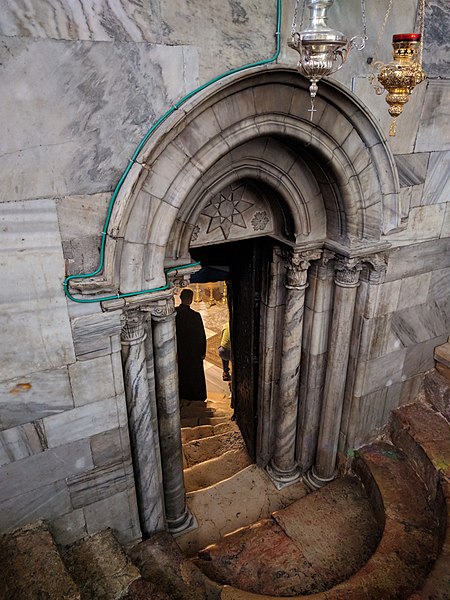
{"left": 374, "top": 33, "right": 426, "bottom": 136}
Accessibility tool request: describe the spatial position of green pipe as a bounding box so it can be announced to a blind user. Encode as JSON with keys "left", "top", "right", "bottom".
{"left": 64, "top": 0, "right": 282, "bottom": 304}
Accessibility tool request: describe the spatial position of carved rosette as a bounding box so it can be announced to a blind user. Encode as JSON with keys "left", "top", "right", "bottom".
{"left": 121, "top": 310, "right": 147, "bottom": 346}
{"left": 334, "top": 257, "right": 363, "bottom": 288}
{"left": 285, "top": 249, "right": 322, "bottom": 290}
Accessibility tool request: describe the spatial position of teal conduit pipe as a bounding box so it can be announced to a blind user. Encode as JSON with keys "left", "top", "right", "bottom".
{"left": 64, "top": 0, "right": 282, "bottom": 304}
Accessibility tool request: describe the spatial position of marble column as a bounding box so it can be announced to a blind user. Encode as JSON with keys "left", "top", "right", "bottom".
{"left": 267, "top": 249, "right": 320, "bottom": 489}
{"left": 121, "top": 309, "right": 165, "bottom": 537}
{"left": 297, "top": 251, "right": 335, "bottom": 473}
{"left": 305, "top": 257, "right": 363, "bottom": 490}
{"left": 151, "top": 297, "right": 195, "bottom": 535}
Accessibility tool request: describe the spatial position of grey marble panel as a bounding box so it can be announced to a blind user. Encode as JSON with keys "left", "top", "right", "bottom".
{"left": 363, "top": 279, "right": 401, "bottom": 319}
{"left": 355, "top": 349, "right": 406, "bottom": 397}
{"left": 0, "top": 199, "right": 75, "bottom": 380}
{"left": 0, "top": 480, "right": 72, "bottom": 535}
{"left": 0, "top": 368, "right": 73, "bottom": 430}
{"left": 69, "top": 354, "right": 117, "bottom": 407}
{"left": 395, "top": 153, "right": 429, "bottom": 187}
{"left": 0, "top": 439, "right": 93, "bottom": 502}
{"left": 0, "top": 422, "right": 46, "bottom": 467}
{"left": 422, "top": 1, "right": 450, "bottom": 78}
{"left": 398, "top": 184, "right": 425, "bottom": 218}
{"left": 416, "top": 80, "right": 450, "bottom": 152}
{"left": 72, "top": 311, "right": 123, "bottom": 360}
{"left": 49, "top": 508, "right": 87, "bottom": 547}
{"left": 429, "top": 268, "right": 450, "bottom": 303}
{"left": 67, "top": 461, "right": 134, "bottom": 509}
{"left": 84, "top": 488, "right": 141, "bottom": 543}
{"left": 391, "top": 300, "right": 449, "bottom": 346}
{"left": 365, "top": 315, "right": 403, "bottom": 360}
{"left": 403, "top": 335, "right": 448, "bottom": 379}
{"left": 345, "top": 388, "right": 388, "bottom": 450}
{"left": 90, "top": 427, "right": 130, "bottom": 467}
{"left": 0, "top": 37, "right": 198, "bottom": 202}
{"left": 422, "top": 151, "right": 450, "bottom": 205}
{"left": 43, "top": 397, "right": 122, "bottom": 448}
{"left": 442, "top": 203, "right": 450, "bottom": 238}
{"left": 397, "top": 272, "right": 432, "bottom": 310}
{"left": 386, "top": 204, "right": 446, "bottom": 246}
{"left": 385, "top": 237, "right": 450, "bottom": 282}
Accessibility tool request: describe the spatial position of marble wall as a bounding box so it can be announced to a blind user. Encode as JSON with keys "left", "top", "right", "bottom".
{"left": 0, "top": 0, "right": 448, "bottom": 543}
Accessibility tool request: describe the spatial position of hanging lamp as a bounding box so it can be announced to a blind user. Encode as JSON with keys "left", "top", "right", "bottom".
{"left": 289, "top": 0, "right": 367, "bottom": 120}
{"left": 369, "top": 0, "right": 426, "bottom": 136}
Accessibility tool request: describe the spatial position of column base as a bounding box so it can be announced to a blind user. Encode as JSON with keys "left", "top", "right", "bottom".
{"left": 304, "top": 466, "right": 337, "bottom": 491}
{"left": 166, "top": 508, "right": 197, "bottom": 537}
{"left": 266, "top": 461, "right": 302, "bottom": 490}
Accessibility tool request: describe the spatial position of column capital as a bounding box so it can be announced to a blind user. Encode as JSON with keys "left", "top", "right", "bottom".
{"left": 121, "top": 309, "right": 147, "bottom": 346}
{"left": 285, "top": 249, "right": 322, "bottom": 290}
{"left": 334, "top": 257, "right": 363, "bottom": 288}
{"left": 143, "top": 296, "right": 176, "bottom": 322}
{"left": 362, "top": 252, "right": 389, "bottom": 284}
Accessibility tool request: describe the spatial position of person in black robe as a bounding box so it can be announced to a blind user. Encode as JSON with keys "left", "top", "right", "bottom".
{"left": 175, "top": 288, "right": 207, "bottom": 401}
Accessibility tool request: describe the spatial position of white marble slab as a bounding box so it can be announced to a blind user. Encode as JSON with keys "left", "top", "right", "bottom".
{"left": 386, "top": 204, "right": 446, "bottom": 246}
{"left": 0, "top": 199, "right": 75, "bottom": 380}
{"left": 69, "top": 354, "right": 117, "bottom": 407}
{"left": 0, "top": 36, "right": 198, "bottom": 202}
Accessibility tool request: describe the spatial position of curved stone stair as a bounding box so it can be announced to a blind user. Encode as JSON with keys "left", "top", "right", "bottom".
{"left": 1, "top": 371, "right": 449, "bottom": 599}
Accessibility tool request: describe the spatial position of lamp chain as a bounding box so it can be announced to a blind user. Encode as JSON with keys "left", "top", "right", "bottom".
{"left": 360, "top": 0, "right": 368, "bottom": 42}
{"left": 417, "top": 0, "right": 425, "bottom": 64}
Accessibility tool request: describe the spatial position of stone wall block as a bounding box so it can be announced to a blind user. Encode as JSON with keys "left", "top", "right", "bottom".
{"left": 416, "top": 80, "right": 450, "bottom": 152}
{"left": 391, "top": 300, "right": 449, "bottom": 347}
{"left": 0, "top": 367, "right": 73, "bottom": 431}
{"left": 345, "top": 388, "right": 388, "bottom": 450}
{"left": 69, "top": 354, "right": 117, "bottom": 407}
{"left": 84, "top": 488, "right": 141, "bottom": 544}
{"left": 397, "top": 272, "right": 432, "bottom": 310}
{"left": 387, "top": 204, "right": 446, "bottom": 245}
{"left": 385, "top": 238, "right": 450, "bottom": 282}
{"left": 354, "top": 349, "right": 406, "bottom": 398}
{"left": 0, "top": 422, "right": 47, "bottom": 467}
{"left": 364, "top": 314, "right": 403, "bottom": 360}
{"left": 90, "top": 427, "right": 130, "bottom": 468}
{"left": 212, "top": 87, "right": 256, "bottom": 132}
{"left": 72, "top": 311, "right": 123, "bottom": 361}
{"left": 43, "top": 398, "right": 122, "bottom": 448}
{"left": 402, "top": 335, "right": 448, "bottom": 379}
{"left": 422, "top": 150, "right": 450, "bottom": 205}
{"left": 363, "top": 279, "right": 401, "bottom": 319}
{"left": 441, "top": 203, "right": 450, "bottom": 238}
{"left": 0, "top": 480, "right": 72, "bottom": 534}
{"left": 49, "top": 508, "right": 87, "bottom": 547}
{"left": 67, "top": 460, "right": 135, "bottom": 509}
{"left": 0, "top": 439, "right": 93, "bottom": 502}
{"left": 395, "top": 153, "right": 429, "bottom": 187}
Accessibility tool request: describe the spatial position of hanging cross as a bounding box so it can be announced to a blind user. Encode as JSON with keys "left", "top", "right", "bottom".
{"left": 308, "top": 101, "right": 317, "bottom": 121}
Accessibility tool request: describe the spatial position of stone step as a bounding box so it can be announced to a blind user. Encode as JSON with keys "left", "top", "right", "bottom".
{"left": 348, "top": 442, "right": 440, "bottom": 599}
{"left": 0, "top": 521, "right": 80, "bottom": 600}
{"left": 128, "top": 531, "right": 222, "bottom": 600}
{"left": 390, "top": 402, "right": 450, "bottom": 599}
{"left": 183, "top": 430, "right": 247, "bottom": 468}
{"left": 62, "top": 529, "right": 141, "bottom": 600}
{"left": 177, "top": 464, "right": 308, "bottom": 558}
{"left": 181, "top": 416, "right": 230, "bottom": 428}
{"left": 184, "top": 447, "right": 252, "bottom": 493}
{"left": 423, "top": 369, "right": 450, "bottom": 422}
{"left": 181, "top": 420, "right": 238, "bottom": 444}
{"left": 194, "top": 476, "right": 380, "bottom": 596}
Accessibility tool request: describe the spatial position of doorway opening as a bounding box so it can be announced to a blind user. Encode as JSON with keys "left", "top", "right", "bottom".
{"left": 188, "top": 237, "right": 274, "bottom": 460}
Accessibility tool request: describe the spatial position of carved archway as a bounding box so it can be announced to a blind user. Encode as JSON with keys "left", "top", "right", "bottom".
{"left": 71, "top": 65, "right": 401, "bottom": 535}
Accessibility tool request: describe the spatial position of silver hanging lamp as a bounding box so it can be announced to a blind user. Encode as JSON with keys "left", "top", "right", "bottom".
{"left": 289, "top": 0, "right": 367, "bottom": 119}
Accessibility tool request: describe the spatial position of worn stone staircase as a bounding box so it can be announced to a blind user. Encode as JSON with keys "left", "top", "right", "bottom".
{"left": 1, "top": 368, "right": 449, "bottom": 599}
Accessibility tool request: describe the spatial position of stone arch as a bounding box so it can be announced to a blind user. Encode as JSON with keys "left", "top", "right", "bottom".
{"left": 71, "top": 64, "right": 399, "bottom": 297}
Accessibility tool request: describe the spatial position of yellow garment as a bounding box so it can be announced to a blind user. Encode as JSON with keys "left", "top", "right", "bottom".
{"left": 220, "top": 323, "right": 231, "bottom": 351}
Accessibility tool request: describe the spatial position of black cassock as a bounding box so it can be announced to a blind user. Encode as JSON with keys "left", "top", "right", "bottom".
{"left": 175, "top": 304, "right": 207, "bottom": 401}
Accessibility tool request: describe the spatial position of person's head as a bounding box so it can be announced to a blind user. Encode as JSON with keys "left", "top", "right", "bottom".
{"left": 180, "top": 288, "right": 194, "bottom": 305}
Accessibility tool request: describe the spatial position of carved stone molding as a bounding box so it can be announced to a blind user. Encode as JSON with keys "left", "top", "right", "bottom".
{"left": 363, "top": 253, "right": 389, "bottom": 284}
